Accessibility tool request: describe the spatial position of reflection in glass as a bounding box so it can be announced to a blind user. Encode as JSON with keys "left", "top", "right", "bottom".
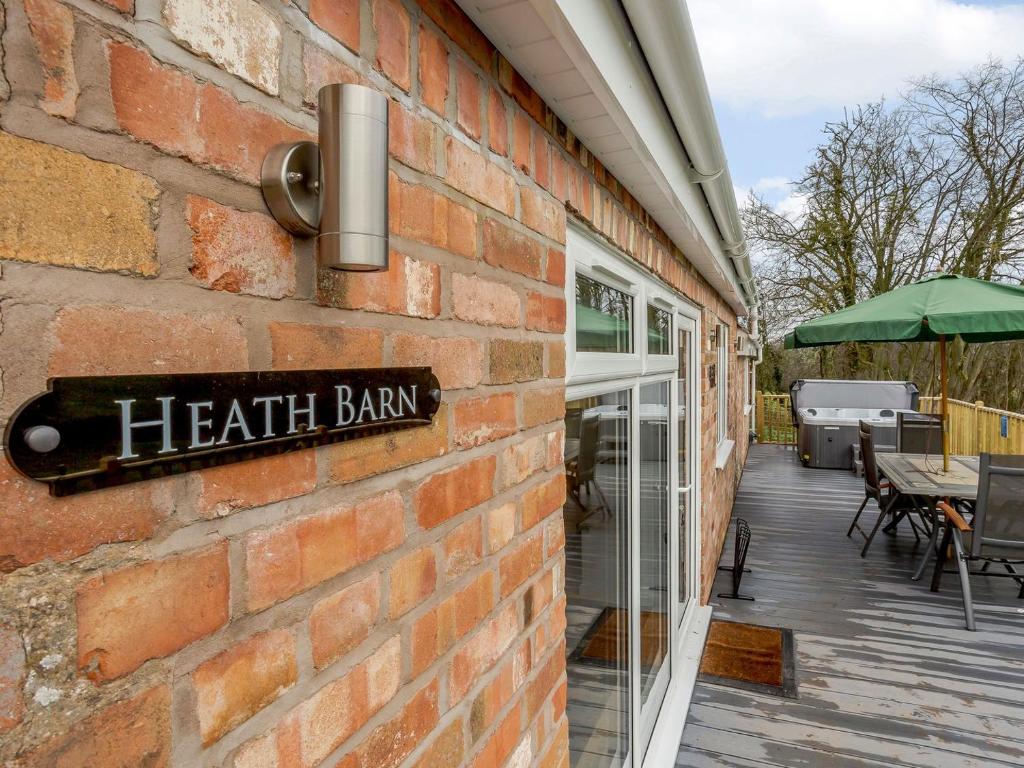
{"left": 563, "top": 392, "right": 630, "bottom": 768}
{"left": 639, "top": 382, "right": 670, "bottom": 757}
{"left": 678, "top": 328, "right": 690, "bottom": 615}
{"left": 576, "top": 274, "right": 632, "bottom": 353}
{"left": 647, "top": 305, "right": 671, "bottom": 355}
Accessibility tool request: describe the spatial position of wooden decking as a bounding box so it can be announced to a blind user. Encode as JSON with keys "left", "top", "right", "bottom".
{"left": 678, "top": 444, "right": 1024, "bottom": 768}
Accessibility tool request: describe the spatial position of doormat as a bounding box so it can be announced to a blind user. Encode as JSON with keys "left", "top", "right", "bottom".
{"left": 568, "top": 607, "right": 668, "bottom": 670}
{"left": 697, "top": 620, "right": 798, "bottom": 698}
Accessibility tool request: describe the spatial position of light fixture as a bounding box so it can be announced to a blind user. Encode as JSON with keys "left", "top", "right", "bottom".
{"left": 261, "top": 83, "right": 390, "bottom": 272}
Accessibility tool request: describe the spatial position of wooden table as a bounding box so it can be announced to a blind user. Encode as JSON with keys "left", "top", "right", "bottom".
{"left": 874, "top": 453, "right": 980, "bottom": 583}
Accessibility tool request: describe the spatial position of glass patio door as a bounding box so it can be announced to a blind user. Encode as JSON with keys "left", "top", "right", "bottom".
{"left": 677, "top": 318, "right": 696, "bottom": 620}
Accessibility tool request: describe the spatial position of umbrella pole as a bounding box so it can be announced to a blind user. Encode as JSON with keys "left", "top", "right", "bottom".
{"left": 940, "top": 335, "right": 949, "bottom": 473}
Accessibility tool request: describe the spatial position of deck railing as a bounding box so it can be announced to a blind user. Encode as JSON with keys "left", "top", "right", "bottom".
{"left": 754, "top": 392, "right": 1024, "bottom": 454}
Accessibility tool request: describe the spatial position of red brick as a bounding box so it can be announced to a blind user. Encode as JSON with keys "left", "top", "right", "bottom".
{"left": 416, "top": 0, "right": 494, "bottom": 71}
{"left": 393, "top": 333, "right": 485, "bottom": 390}
{"left": 414, "top": 455, "right": 496, "bottom": 529}
{"left": 193, "top": 629, "right": 298, "bottom": 745}
{"left": 76, "top": 544, "right": 230, "bottom": 681}
{"left": 358, "top": 680, "right": 440, "bottom": 768}
{"left": 372, "top": 0, "right": 411, "bottom": 90}
{"left": 452, "top": 272, "right": 520, "bottom": 328}
{"left": 468, "top": 653, "right": 516, "bottom": 743}
{"left": 100, "top": 0, "right": 132, "bottom": 11}
{"left": 442, "top": 515, "right": 483, "bottom": 580}
{"left": 470, "top": 705, "right": 521, "bottom": 768}
{"left": 327, "top": 405, "right": 449, "bottom": 484}
{"left": 246, "top": 492, "right": 402, "bottom": 611}
{"left": 50, "top": 305, "right": 247, "bottom": 376}
{"left": 524, "top": 567, "right": 554, "bottom": 624}
{"left": 446, "top": 136, "right": 516, "bottom": 215}
{"left": 539, "top": 716, "right": 569, "bottom": 768}
{"left": 545, "top": 340, "right": 566, "bottom": 379}
{"left": 25, "top": 0, "right": 78, "bottom": 119}
{"left": 303, "top": 44, "right": 363, "bottom": 107}
{"left": 526, "top": 643, "right": 565, "bottom": 721}
{"left": 310, "top": 574, "right": 381, "bottom": 669}
{"left": 524, "top": 386, "right": 566, "bottom": 428}
{"left": 0, "top": 460, "right": 167, "bottom": 573}
{"left": 412, "top": 719, "right": 465, "bottom": 768}
{"left": 490, "top": 339, "right": 543, "bottom": 385}
{"left": 390, "top": 103, "right": 436, "bottom": 174}
{"left": 499, "top": 534, "right": 543, "bottom": 598}
{"left": 534, "top": 129, "right": 551, "bottom": 191}
{"left": 389, "top": 172, "right": 476, "bottom": 258}
{"left": 526, "top": 292, "right": 567, "bottom": 333}
{"left": 310, "top": 0, "right": 360, "bottom": 51}
{"left": 411, "top": 570, "right": 494, "bottom": 675}
{"left": 546, "top": 515, "right": 566, "bottom": 559}
{"left": 318, "top": 251, "right": 440, "bottom": 318}
{"left": 521, "top": 187, "right": 566, "bottom": 243}
{"left": 487, "top": 502, "right": 516, "bottom": 554}
{"left": 419, "top": 24, "right": 449, "bottom": 115}
{"left": 366, "top": 635, "right": 403, "bottom": 712}
{"left": 488, "top": 89, "right": 508, "bottom": 156}
{"left": 522, "top": 474, "right": 565, "bottom": 530}
{"left": 449, "top": 602, "right": 519, "bottom": 703}
{"left": 453, "top": 392, "right": 518, "bottom": 449}
{"left": 186, "top": 195, "right": 296, "bottom": 299}
{"left": 499, "top": 56, "right": 544, "bottom": 123}
{"left": 456, "top": 59, "right": 482, "bottom": 140}
{"left": 19, "top": 686, "right": 170, "bottom": 767}
{"left": 269, "top": 322, "right": 384, "bottom": 369}
{"left": 512, "top": 110, "right": 532, "bottom": 176}
{"left": 545, "top": 248, "right": 566, "bottom": 287}
{"left": 195, "top": 452, "right": 317, "bottom": 519}
{"left": 0, "top": 626, "right": 25, "bottom": 733}
{"left": 551, "top": 151, "right": 568, "bottom": 202}
{"left": 389, "top": 546, "right": 437, "bottom": 618}
{"left": 483, "top": 218, "right": 543, "bottom": 279}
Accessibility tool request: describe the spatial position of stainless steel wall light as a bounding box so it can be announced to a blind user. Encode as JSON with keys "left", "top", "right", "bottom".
{"left": 261, "top": 83, "right": 389, "bottom": 271}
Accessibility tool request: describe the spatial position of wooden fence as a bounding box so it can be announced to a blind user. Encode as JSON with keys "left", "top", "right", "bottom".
{"left": 754, "top": 392, "right": 1024, "bottom": 454}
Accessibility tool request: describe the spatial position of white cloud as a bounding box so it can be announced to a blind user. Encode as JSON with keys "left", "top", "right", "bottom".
{"left": 689, "top": 0, "right": 1024, "bottom": 116}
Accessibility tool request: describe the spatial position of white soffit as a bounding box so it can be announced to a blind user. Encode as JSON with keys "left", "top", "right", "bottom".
{"left": 456, "top": 0, "right": 747, "bottom": 314}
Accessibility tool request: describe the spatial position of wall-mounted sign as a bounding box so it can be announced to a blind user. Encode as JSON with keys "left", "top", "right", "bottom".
{"left": 708, "top": 363, "right": 717, "bottom": 389}
{"left": 4, "top": 368, "right": 441, "bottom": 496}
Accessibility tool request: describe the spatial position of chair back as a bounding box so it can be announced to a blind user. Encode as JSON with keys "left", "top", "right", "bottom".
{"left": 897, "top": 412, "right": 943, "bottom": 454}
{"left": 577, "top": 415, "right": 601, "bottom": 483}
{"left": 972, "top": 453, "right": 1024, "bottom": 559}
{"left": 859, "top": 421, "right": 882, "bottom": 494}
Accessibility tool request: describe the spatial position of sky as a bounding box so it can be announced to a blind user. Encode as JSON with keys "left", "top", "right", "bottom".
{"left": 688, "top": 0, "right": 1024, "bottom": 216}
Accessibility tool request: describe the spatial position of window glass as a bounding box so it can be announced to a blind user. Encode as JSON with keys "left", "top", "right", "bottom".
{"left": 647, "top": 305, "right": 671, "bottom": 355}
{"left": 576, "top": 274, "right": 632, "bottom": 353}
{"left": 717, "top": 324, "right": 729, "bottom": 444}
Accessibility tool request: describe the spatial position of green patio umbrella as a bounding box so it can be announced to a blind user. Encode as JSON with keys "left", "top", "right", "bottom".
{"left": 784, "top": 274, "right": 1024, "bottom": 471}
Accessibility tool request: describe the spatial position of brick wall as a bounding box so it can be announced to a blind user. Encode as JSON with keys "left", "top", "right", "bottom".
{"left": 0, "top": 0, "right": 745, "bottom": 764}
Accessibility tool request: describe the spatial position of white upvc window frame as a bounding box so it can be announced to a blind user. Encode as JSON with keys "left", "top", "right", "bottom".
{"left": 714, "top": 321, "right": 734, "bottom": 469}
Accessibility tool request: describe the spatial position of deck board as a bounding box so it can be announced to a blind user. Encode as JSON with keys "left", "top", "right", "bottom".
{"left": 679, "top": 444, "right": 1024, "bottom": 767}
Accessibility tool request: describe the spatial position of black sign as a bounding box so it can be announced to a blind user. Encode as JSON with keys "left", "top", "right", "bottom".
{"left": 4, "top": 368, "right": 441, "bottom": 496}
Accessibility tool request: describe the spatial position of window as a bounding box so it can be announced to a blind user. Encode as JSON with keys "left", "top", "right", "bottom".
{"left": 717, "top": 322, "right": 729, "bottom": 446}
{"left": 576, "top": 273, "right": 632, "bottom": 353}
{"left": 647, "top": 304, "right": 671, "bottom": 355}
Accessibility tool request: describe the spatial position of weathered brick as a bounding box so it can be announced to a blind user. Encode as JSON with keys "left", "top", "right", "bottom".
{"left": 365, "top": 635, "right": 402, "bottom": 712}
{"left": 49, "top": 305, "right": 247, "bottom": 375}
{"left": 389, "top": 546, "right": 437, "bottom": 618}
{"left": 164, "top": 0, "right": 281, "bottom": 94}
{"left": 545, "top": 248, "right": 566, "bottom": 287}
{"left": 442, "top": 515, "right": 482, "bottom": 580}
{"left": 390, "top": 103, "right": 437, "bottom": 174}
{"left": 524, "top": 567, "right": 554, "bottom": 624}
{"left": 450, "top": 602, "right": 519, "bottom": 703}
{"left": 18, "top": 686, "right": 170, "bottom": 767}
{"left": 452, "top": 272, "right": 520, "bottom": 327}
{"left": 468, "top": 652, "right": 515, "bottom": 744}
{"left": 310, "top": 0, "right": 360, "bottom": 52}
{"left": 456, "top": 59, "right": 482, "bottom": 140}
{"left": 526, "top": 643, "right": 565, "bottom": 721}
{"left": 327, "top": 405, "right": 448, "bottom": 484}
{"left": 412, "top": 719, "right": 465, "bottom": 768}
{"left": 522, "top": 474, "right": 565, "bottom": 530}
{"left": 0, "top": 626, "right": 25, "bottom": 733}
{"left": 489, "top": 339, "right": 543, "bottom": 385}
{"left": 499, "top": 56, "right": 544, "bottom": 123}
{"left": 487, "top": 502, "right": 516, "bottom": 554}
{"left": 187, "top": 195, "right": 296, "bottom": 299}
{"left": 483, "top": 218, "right": 543, "bottom": 280}
{"left": 534, "top": 130, "right": 551, "bottom": 191}
{"left": 390, "top": 173, "right": 475, "bottom": 258}
{"left": 317, "top": 251, "right": 440, "bottom": 318}
{"left": 521, "top": 187, "right": 566, "bottom": 243}
{"left": 417, "top": 0, "right": 494, "bottom": 71}
{"left": 512, "top": 110, "right": 532, "bottom": 176}
{"left": 499, "top": 534, "right": 543, "bottom": 598}
{"left": 246, "top": 491, "right": 402, "bottom": 611}
{"left": 540, "top": 716, "right": 570, "bottom": 768}
{"left": 77, "top": 544, "right": 230, "bottom": 681}
{"left": 495, "top": 433, "right": 547, "bottom": 491}
{"left": 0, "top": 132, "right": 157, "bottom": 275}
{"left": 269, "top": 322, "right": 384, "bottom": 369}
{"left": 414, "top": 455, "right": 496, "bottom": 529}
{"left": 372, "top": 0, "right": 410, "bottom": 90}
{"left": 419, "top": 24, "right": 449, "bottom": 115}
{"left": 546, "top": 514, "right": 566, "bottom": 559}
{"left": 303, "top": 43, "right": 363, "bottom": 106}
{"left": 411, "top": 570, "right": 494, "bottom": 675}
{"left": 25, "top": 0, "right": 78, "bottom": 118}
{"left": 488, "top": 89, "right": 508, "bottom": 156}
{"left": 545, "top": 340, "right": 566, "bottom": 379}
{"left": 0, "top": 460, "right": 167, "bottom": 573}
{"left": 446, "top": 136, "right": 516, "bottom": 215}
{"left": 392, "top": 333, "right": 484, "bottom": 390}
{"left": 310, "top": 574, "right": 380, "bottom": 669}
{"left": 526, "top": 292, "right": 567, "bottom": 333}
{"left": 195, "top": 451, "right": 317, "bottom": 519}
{"left": 551, "top": 151, "right": 568, "bottom": 202}
{"left": 470, "top": 705, "right": 521, "bottom": 768}
{"left": 193, "top": 629, "right": 297, "bottom": 745}
{"left": 453, "top": 392, "right": 518, "bottom": 449}
{"left": 524, "top": 386, "right": 566, "bottom": 428}
{"left": 358, "top": 680, "right": 440, "bottom": 768}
